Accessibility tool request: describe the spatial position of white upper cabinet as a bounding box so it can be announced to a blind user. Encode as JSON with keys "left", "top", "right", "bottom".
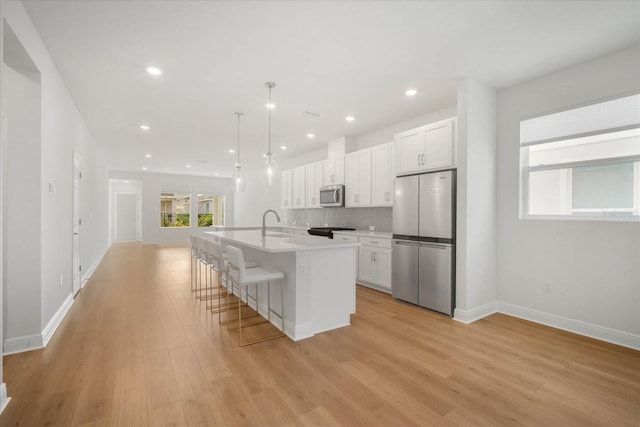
{"left": 345, "top": 149, "right": 372, "bottom": 207}
{"left": 322, "top": 157, "right": 345, "bottom": 186}
{"left": 371, "top": 142, "right": 393, "bottom": 206}
{"left": 291, "top": 166, "right": 306, "bottom": 209}
{"left": 280, "top": 169, "right": 292, "bottom": 209}
{"left": 305, "top": 161, "right": 323, "bottom": 208}
{"left": 394, "top": 118, "right": 456, "bottom": 175}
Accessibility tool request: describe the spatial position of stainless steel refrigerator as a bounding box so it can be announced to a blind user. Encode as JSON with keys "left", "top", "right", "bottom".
{"left": 392, "top": 170, "right": 455, "bottom": 316}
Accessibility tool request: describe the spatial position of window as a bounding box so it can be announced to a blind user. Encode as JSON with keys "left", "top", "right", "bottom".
{"left": 160, "top": 189, "right": 191, "bottom": 227}
{"left": 520, "top": 93, "right": 640, "bottom": 220}
{"left": 197, "top": 194, "right": 225, "bottom": 227}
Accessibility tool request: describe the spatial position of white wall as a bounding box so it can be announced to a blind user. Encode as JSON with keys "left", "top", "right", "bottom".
{"left": 232, "top": 168, "right": 282, "bottom": 226}
{"left": 109, "top": 171, "right": 233, "bottom": 243}
{"left": 2, "top": 62, "right": 42, "bottom": 341}
{"left": 455, "top": 78, "right": 498, "bottom": 319}
{"left": 496, "top": 44, "right": 640, "bottom": 345}
{"left": 0, "top": 2, "right": 109, "bottom": 357}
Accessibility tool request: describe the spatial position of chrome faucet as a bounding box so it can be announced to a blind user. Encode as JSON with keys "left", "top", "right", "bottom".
{"left": 262, "top": 209, "right": 281, "bottom": 236}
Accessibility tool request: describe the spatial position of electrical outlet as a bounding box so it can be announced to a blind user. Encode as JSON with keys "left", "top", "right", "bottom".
{"left": 59, "top": 274, "right": 63, "bottom": 287}
{"left": 543, "top": 281, "right": 552, "bottom": 294}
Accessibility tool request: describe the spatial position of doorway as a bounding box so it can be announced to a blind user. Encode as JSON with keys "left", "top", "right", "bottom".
{"left": 115, "top": 193, "right": 138, "bottom": 242}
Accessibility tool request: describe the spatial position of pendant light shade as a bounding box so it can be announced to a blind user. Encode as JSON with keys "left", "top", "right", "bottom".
{"left": 261, "top": 82, "right": 279, "bottom": 187}
{"left": 231, "top": 112, "right": 245, "bottom": 193}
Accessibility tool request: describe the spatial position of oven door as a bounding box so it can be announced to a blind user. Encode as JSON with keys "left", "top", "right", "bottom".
{"left": 319, "top": 185, "right": 344, "bottom": 207}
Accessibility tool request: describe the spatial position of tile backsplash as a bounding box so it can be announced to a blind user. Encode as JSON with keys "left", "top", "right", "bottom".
{"left": 285, "top": 207, "right": 393, "bottom": 232}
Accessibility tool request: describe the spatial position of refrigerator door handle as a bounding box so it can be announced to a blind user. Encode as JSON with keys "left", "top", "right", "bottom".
{"left": 394, "top": 240, "right": 419, "bottom": 246}
{"left": 420, "top": 243, "right": 451, "bottom": 249}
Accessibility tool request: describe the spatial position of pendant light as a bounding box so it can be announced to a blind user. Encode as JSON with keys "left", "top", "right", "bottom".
{"left": 231, "top": 112, "right": 245, "bottom": 192}
{"left": 262, "top": 81, "right": 280, "bottom": 187}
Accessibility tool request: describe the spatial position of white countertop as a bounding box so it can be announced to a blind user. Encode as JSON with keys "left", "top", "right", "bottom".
{"left": 205, "top": 230, "right": 360, "bottom": 253}
{"left": 209, "top": 225, "right": 309, "bottom": 232}
{"left": 332, "top": 230, "right": 393, "bottom": 239}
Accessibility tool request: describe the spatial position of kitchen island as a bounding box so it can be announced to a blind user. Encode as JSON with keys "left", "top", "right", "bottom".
{"left": 204, "top": 229, "right": 360, "bottom": 341}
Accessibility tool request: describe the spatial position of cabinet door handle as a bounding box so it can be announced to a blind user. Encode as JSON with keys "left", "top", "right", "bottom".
{"left": 373, "top": 252, "right": 377, "bottom": 262}
{"left": 417, "top": 154, "right": 421, "bottom": 166}
{"left": 370, "top": 252, "right": 374, "bottom": 261}
{"left": 421, "top": 154, "right": 425, "bottom": 165}
{"left": 371, "top": 241, "right": 378, "bottom": 244}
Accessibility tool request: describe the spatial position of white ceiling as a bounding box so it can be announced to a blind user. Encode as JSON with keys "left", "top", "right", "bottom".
{"left": 21, "top": 0, "right": 640, "bottom": 177}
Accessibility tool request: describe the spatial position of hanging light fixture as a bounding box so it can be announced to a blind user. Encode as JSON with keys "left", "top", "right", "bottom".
{"left": 231, "top": 112, "right": 245, "bottom": 192}
{"left": 262, "top": 81, "right": 280, "bottom": 187}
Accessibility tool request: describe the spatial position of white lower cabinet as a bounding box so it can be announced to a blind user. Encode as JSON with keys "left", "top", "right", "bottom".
{"left": 356, "top": 236, "right": 392, "bottom": 293}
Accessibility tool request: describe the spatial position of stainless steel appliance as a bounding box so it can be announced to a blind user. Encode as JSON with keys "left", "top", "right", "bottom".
{"left": 392, "top": 170, "right": 455, "bottom": 316}
{"left": 307, "top": 227, "right": 355, "bottom": 239}
{"left": 319, "top": 185, "right": 345, "bottom": 207}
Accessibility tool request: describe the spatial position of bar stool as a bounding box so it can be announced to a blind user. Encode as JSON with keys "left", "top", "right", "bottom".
{"left": 189, "top": 235, "right": 199, "bottom": 292}
{"left": 207, "top": 239, "right": 258, "bottom": 322}
{"left": 203, "top": 238, "right": 229, "bottom": 312}
{"left": 225, "top": 245, "right": 286, "bottom": 346}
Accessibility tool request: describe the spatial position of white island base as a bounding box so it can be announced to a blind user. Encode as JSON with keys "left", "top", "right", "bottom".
{"left": 205, "top": 230, "right": 359, "bottom": 341}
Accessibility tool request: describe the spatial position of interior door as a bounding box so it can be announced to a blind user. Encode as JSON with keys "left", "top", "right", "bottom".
{"left": 72, "top": 153, "right": 81, "bottom": 295}
{"left": 115, "top": 193, "right": 138, "bottom": 241}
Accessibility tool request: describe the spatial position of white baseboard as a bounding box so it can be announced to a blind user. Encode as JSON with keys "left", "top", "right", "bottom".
{"left": 497, "top": 302, "right": 640, "bottom": 351}
{"left": 0, "top": 383, "right": 10, "bottom": 415}
{"left": 453, "top": 301, "right": 497, "bottom": 324}
{"left": 3, "top": 292, "right": 74, "bottom": 355}
{"left": 81, "top": 244, "right": 109, "bottom": 288}
{"left": 3, "top": 334, "right": 43, "bottom": 355}
{"left": 42, "top": 292, "right": 74, "bottom": 347}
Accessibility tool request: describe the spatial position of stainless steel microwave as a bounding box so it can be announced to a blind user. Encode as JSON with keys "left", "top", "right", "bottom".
{"left": 319, "top": 185, "right": 345, "bottom": 207}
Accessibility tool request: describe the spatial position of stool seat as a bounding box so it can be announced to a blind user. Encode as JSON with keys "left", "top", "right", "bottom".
{"left": 225, "top": 245, "right": 286, "bottom": 346}
{"left": 234, "top": 266, "right": 283, "bottom": 286}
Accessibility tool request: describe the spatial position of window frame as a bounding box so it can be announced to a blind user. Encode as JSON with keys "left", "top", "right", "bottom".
{"left": 519, "top": 91, "right": 640, "bottom": 222}
{"left": 159, "top": 187, "right": 193, "bottom": 228}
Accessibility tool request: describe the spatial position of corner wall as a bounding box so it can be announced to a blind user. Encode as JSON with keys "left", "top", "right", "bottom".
{"left": 496, "top": 44, "right": 640, "bottom": 348}
{"left": 455, "top": 78, "right": 498, "bottom": 321}
{"left": 0, "top": 1, "right": 109, "bottom": 359}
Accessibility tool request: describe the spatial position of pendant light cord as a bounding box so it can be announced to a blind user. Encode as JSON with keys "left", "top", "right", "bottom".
{"left": 235, "top": 112, "right": 242, "bottom": 166}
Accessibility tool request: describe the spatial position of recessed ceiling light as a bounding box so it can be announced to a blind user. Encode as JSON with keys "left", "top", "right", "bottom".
{"left": 144, "top": 154, "right": 152, "bottom": 158}
{"left": 262, "top": 153, "right": 267, "bottom": 157}
{"left": 124, "top": 181, "right": 129, "bottom": 184}
{"left": 140, "top": 125, "right": 150, "bottom": 131}
{"left": 307, "top": 133, "right": 315, "bottom": 139}
{"left": 214, "top": 173, "right": 219, "bottom": 176}
{"left": 405, "top": 89, "right": 417, "bottom": 96}
{"left": 346, "top": 116, "right": 355, "bottom": 122}
{"left": 142, "top": 166, "right": 148, "bottom": 170}
{"left": 146, "top": 66, "right": 163, "bottom": 76}
{"left": 265, "top": 103, "right": 276, "bottom": 109}
{"left": 280, "top": 145, "right": 287, "bottom": 150}
{"left": 186, "top": 164, "right": 192, "bottom": 168}
{"left": 228, "top": 149, "right": 235, "bottom": 153}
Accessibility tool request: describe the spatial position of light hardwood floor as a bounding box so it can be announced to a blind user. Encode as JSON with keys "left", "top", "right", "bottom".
{"left": 1, "top": 243, "right": 638, "bottom": 426}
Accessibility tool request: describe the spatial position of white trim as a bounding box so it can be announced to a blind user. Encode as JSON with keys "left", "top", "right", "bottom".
{"left": 291, "top": 321, "right": 313, "bottom": 341}
{"left": 42, "top": 293, "right": 74, "bottom": 347}
{"left": 81, "top": 243, "right": 109, "bottom": 288}
{"left": 0, "top": 383, "right": 11, "bottom": 415}
{"left": 3, "top": 334, "right": 43, "bottom": 355}
{"left": 497, "top": 301, "right": 640, "bottom": 351}
{"left": 453, "top": 301, "right": 498, "bottom": 324}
